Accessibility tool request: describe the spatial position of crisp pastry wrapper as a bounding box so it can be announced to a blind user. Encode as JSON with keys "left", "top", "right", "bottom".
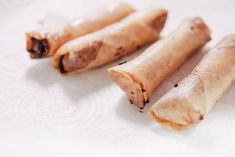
{"left": 26, "top": 2, "right": 135, "bottom": 58}
{"left": 149, "top": 34, "right": 235, "bottom": 130}
{"left": 53, "top": 8, "right": 168, "bottom": 74}
{"left": 108, "top": 17, "right": 211, "bottom": 108}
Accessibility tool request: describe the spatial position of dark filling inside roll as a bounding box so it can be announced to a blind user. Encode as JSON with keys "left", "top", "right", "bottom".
{"left": 28, "top": 38, "right": 49, "bottom": 58}
{"left": 59, "top": 56, "right": 66, "bottom": 73}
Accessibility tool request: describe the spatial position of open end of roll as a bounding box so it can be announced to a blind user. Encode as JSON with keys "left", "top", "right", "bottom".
{"left": 26, "top": 35, "right": 49, "bottom": 59}
{"left": 58, "top": 55, "right": 66, "bottom": 74}
{"left": 148, "top": 110, "right": 192, "bottom": 130}
{"left": 190, "top": 17, "right": 212, "bottom": 41}
{"left": 108, "top": 69, "right": 149, "bottom": 109}
{"left": 148, "top": 101, "right": 204, "bottom": 130}
{"left": 58, "top": 41, "right": 103, "bottom": 74}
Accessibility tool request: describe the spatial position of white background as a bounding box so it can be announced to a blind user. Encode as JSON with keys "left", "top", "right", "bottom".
{"left": 0, "top": 0, "right": 235, "bottom": 156}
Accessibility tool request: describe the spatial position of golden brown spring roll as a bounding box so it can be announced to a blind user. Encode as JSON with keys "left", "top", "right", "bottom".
{"left": 149, "top": 34, "right": 235, "bottom": 130}
{"left": 26, "top": 2, "right": 135, "bottom": 58}
{"left": 52, "top": 8, "right": 168, "bottom": 74}
{"left": 108, "top": 17, "right": 211, "bottom": 109}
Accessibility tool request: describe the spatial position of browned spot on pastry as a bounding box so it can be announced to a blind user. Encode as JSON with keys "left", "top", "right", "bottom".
{"left": 130, "top": 91, "right": 134, "bottom": 95}
{"left": 129, "top": 100, "right": 133, "bottom": 104}
{"left": 136, "top": 45, "right": 142, "bottom": 50}
{"left": 144, "top": 99, "right": 150, "bottom": 104}
{"left": 140, "top": 99, "right": 150, "bottom": 108}
{"left": 116, "top": 46, "right": 125, "bottom": 56}
{"left": 117, "top": 46, "right": 124, "bottom": 51}
{"left": 115, "top": 52, "right": 120, "bottom": 56}
{"left": 199, "top": 115, "right": 204, "bottom": 120}
{"left": 141, "top": 88, "right": 146, "bottom": 93}
{"left": 190, "top": 26, "right": 194, "bottom": 30}
{"left": 28, "top": 37, "right": 49, "bottom": 58}
{"left": 118, "top": 61, "right": 127, "bottom": 65}
{"left": 174, "top": 83, "right": 178, "bottom": 87}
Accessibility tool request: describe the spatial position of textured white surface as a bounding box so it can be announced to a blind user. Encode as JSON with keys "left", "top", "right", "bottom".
{"left": 0, "top": 0, "right": 235, "bottom": 156}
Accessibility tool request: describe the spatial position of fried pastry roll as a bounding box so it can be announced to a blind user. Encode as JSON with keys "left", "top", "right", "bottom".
{"left": 149, "top": 34, "right": 235, "bottom": 130}
{"left": 26, "top": 2, "right": 135, "bottom": 58}
{"left": 53, "top": 8, "right": 168, "bottom": 74}
{"left": 108, "top": 17, "right": 211, "bottom": 108}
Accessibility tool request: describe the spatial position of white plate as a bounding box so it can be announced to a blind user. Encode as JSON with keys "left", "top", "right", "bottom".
{"left": 0, "top": 0, "right": 235, "bottom": 157}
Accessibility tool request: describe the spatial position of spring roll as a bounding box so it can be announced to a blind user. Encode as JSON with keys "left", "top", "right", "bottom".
{"left": 108, "top": 17, "right": 211, "bottom": 108}
{"left": 149, "top": 34, "right": 235, "bottom": 130}
{"left": 52, "top": 8, "right": 168, "bottom": 74}
{"left": 26, "top": 2, "right": 135, "bottom": 58}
